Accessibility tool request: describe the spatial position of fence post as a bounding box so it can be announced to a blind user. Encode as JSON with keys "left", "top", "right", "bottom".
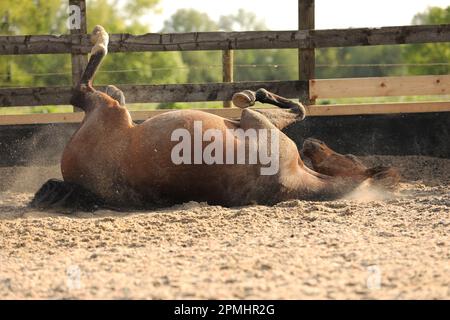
{"left": 298, "top": 0, "right": 315, "bottom": 105}
{"left": 69, "top": 0, "right": 88, "bottom": 112}
{"left": 222, "top": 49, "right": 234, "bottom": 108}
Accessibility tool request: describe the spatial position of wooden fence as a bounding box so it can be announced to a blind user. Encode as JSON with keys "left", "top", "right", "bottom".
{"left": 0, "top": 0, "right": 450, "bottom": 126}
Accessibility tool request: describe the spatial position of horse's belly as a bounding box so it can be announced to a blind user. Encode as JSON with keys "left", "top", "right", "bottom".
{"left": 124, "top": 110, "right": 278, "bottom": 205}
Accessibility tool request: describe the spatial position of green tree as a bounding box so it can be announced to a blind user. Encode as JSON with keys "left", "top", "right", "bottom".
{"left": 161, "top": 8, "right": 298, "bottom": 83}
{"left": 315, "top": 45, "right": 404, "bottom": 79}
{"left": 0, "top": 0, "right": 187, "bottom": 88}
{"left": 162, "top": 8, "right": 217, "bottom": 33}
{"left": 219, "top": 9, "right": 298, "bottom": 82}
{"left": 0, "top": 0, "right": 68, "bottom": 86}
{"left": 403, "top": 6, "right": 450, "bottom": 75}
{"left": 218, "top": 9, "right": 266, "bottom": 31}
{"left": 162, "top": 9, "right": 222, "bottom": 83}
{"left": 85, "top": 0, "right": 186, "bottom": 85}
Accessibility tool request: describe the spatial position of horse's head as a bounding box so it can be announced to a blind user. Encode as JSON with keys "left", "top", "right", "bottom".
{"left": 302, "top": 137, "right": 368, "bottom": 177}
{"left": 303, "top": 137, "right": 401, "bottom": 190}
{"left": 302, "top": 138, "right": 335, "bottom": 166}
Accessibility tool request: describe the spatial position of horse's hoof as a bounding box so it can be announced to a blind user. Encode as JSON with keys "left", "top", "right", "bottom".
{"left": 295, "top": 102, "right": 307, "bottom": 121}
{"left": 232, "top": 90, "right": 256, "bottom": 108}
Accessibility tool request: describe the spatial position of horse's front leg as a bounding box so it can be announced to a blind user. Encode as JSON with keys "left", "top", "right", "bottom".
{"left": 104, "top": 85, "right": 126, "bottom": 106}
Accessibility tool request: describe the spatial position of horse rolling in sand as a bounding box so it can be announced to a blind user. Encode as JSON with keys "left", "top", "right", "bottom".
{"left": 31, "top": 26, "right": 399, "bottom": 211}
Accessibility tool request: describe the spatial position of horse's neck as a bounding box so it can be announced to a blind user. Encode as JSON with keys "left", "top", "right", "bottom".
{"left": 293, "top": 168, "right": 365, "bottom": 201}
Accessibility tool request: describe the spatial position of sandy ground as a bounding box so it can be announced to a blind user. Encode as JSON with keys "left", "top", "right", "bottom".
{"left": 0, "top": 155, "right": 449, "bottom": 299}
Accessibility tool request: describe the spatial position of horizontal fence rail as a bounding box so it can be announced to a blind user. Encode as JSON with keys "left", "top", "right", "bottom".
{"left": 0, "top": 81, "right": 306, "bottom": 107}
{"left": 1, "top": 102, "right": 450, "bottom": 126}
{"left": 310, "top": 74, "right": 450, "bottom": 99}
{"left": 0, "top": 24, "right": 449, "bottom": 55}
{"left": 1, "top": 75, "right": 448, "bottom": 107}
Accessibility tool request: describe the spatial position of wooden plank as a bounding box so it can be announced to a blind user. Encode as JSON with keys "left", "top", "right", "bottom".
{"left": 131, "top": 108, "right": 242, "bottom": 122}
{"left": 0, "top": 86, "right": 72, "bottom": 106}
{"left": 305, "top": 101, "right": 450, "bottom": 116}
{"left": 0, "top": 80, "right": 307, "bottom": 107}
{"left": 69, "top": 0, "right": 88, "bottom": 112}
{"left": 310, "top": 75, "right": 450, "bottom": 99}
{"left": 0, "top": 24, "right": 449, "bottom": 55}
{"left": 298, "top": 0, "right": 315, "bottom": 105}
{"left": 0, "top": 109, "right": 240, "bottom": 125}
{"left": 222, "top": 49, "right": 234, "bottom": 108}
{"left": 0, "top": 113, "right": 84, "bottom": 125}
{"left": 125, "top": 102, "right": 450, "bottom": 118}
{"left": 1, "top": 102, "right": 449, "bottom": 125}
{"left": 3, "top": 75, "right": 448, "bottom": 107}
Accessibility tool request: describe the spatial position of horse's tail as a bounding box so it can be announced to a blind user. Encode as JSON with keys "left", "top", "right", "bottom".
{"left": 30, "top": 179, "right": 104, "bottom": 212}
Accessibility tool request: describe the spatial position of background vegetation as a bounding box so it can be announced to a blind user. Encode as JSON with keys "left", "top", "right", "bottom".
{"left": 0, "top": 1, "right": 449, "bottom": 113}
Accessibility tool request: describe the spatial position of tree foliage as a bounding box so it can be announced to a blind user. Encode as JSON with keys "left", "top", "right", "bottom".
{"left": 0, "top": 3, "right": 448, "bottom": 108}
{"left": 162, "top": 9, "right": 221, "bottom": 83}
{"left": 0, "top": 0, "right": 186, "bottom": 88}
{"left": 403, "top": 6, "right": 450, "bottom": 75}
{"left": 162, "top": 8, "right": 298, "bottom": 83}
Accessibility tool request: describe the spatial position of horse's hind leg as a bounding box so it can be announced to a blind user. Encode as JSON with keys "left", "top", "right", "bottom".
{"left": 239, "top": 108, "right": 300, "bottom": 160}
{"left": 233, "top": 88, "right": 306, "bottom": 116}
{"left": 30, "top": 179, "right": 104, "bottom": 212}
{"left": 233, "top": 88, "right": 306, "bottom": 130}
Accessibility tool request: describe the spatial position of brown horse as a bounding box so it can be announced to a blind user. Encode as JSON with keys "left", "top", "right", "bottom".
{"left": 31, "top": 26, "right": 398, "bottom": 211}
